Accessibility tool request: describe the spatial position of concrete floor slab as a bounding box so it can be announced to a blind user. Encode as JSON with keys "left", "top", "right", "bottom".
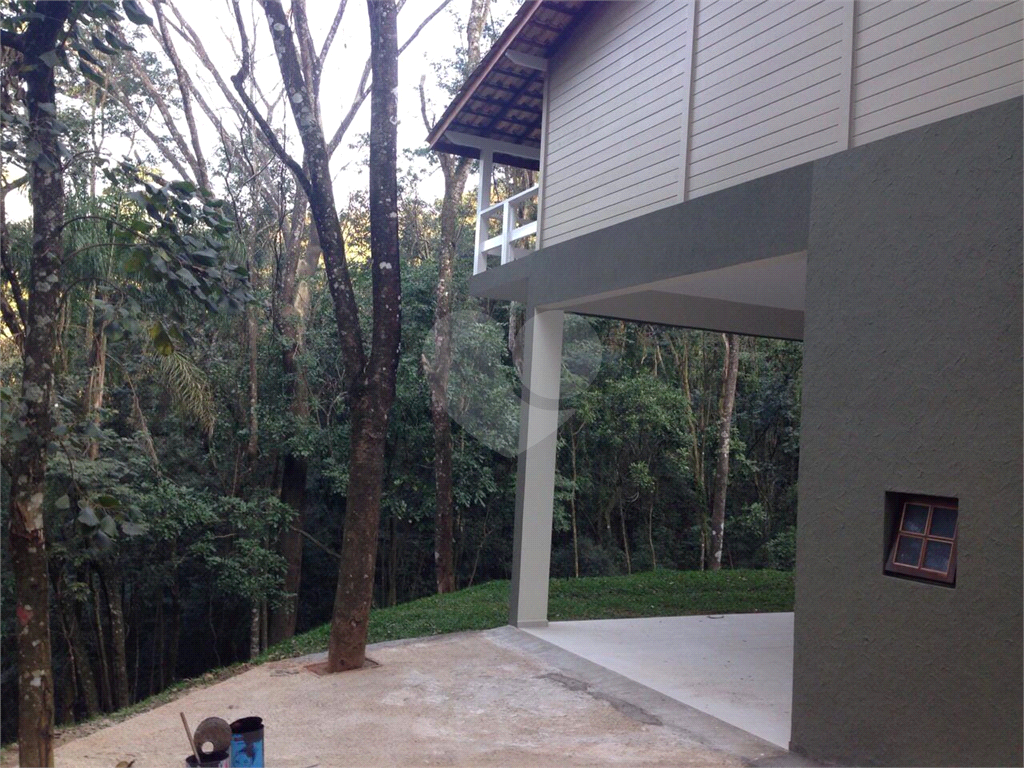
{"left": 524, "top": 613, "right": 794, "bottom": 749}
{"left": 21, "top": 625, "right": 812, "bottom": 767}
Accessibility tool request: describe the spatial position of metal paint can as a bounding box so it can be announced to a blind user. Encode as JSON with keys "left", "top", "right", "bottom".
{"left": 229, "top": 717, "right": 264, "bottom": 767}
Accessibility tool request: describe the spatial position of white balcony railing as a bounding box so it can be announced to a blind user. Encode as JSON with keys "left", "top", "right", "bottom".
{"left": 474, "top": 184, "right": 539, "bottom": 275}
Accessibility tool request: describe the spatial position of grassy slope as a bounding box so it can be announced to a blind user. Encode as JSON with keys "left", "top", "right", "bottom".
{"left": 260, "top": 568, "right": 794, "bottom": 661}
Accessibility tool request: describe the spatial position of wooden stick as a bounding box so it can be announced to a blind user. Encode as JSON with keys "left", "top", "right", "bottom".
{"left": 180, "top": 712, "right": 200, "bottom": 765}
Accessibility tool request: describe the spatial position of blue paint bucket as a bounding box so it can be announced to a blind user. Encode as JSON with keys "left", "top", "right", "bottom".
{"left": 229, "top": 717, "right": 264, "bottom": 767}
{"left": 185, "top": 751, "right": 229, "bottom": 767}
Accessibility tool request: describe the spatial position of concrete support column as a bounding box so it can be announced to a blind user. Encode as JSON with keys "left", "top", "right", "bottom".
{"left": 509, "top": 307, "right": 564, "bottom": 628}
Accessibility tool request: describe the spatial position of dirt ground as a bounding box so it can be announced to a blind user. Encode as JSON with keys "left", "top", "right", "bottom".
{"left": 9, "top": 628, "right": 799, "bottom": 767}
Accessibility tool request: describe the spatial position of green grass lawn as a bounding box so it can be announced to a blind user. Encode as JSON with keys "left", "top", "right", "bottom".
{"left": 259, "top": 568, "right": 794, "bottom": 662}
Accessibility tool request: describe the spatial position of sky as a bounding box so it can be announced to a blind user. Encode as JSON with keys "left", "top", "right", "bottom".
{"left": 5, "top": 0, "right": 515, "bottom": 221}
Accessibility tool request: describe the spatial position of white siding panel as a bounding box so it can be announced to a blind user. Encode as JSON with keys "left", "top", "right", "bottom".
{"left": 690, "top": 92, "right": 841, "bottom": 164}
{"left": 693, "top": 74, "right": 842, "bottom": 141}
{"left": 547, "top": 0, "right": 670, "bottom": 89}
{"left": 547, "top": 5, "right": 681, "bottom": 120}
{"left": 698, "top": 0, "right": 799, "bottom": 55}
{"left": 854, "top": 2, "right": 1022, "bottom": 82}
{"left": 690, "top": 113, "right": 839, "bottom": 177}
{"left": 543, "top": 179, "right": 679, "bottom": 243}
{"left": 699, "top": 0, "right": 772, "bottom": 37}
{"left": 856, "top": 41, "right": 1022, "bottom": 117}
{"left": 693, "top": 3, "right": 843, "bottom": 89}
{"left": 547, "top": 90, "right": 685, "bottom": 159}
{"left": 546, "top": 161, "right": 680, "bottom": 218}
{"left": 548, "top": 33, "right": 686, "bottom": 132}
{"left": 851, "top": 0, "right": 1024, "bottom": 145}
{"left": 545, "top": 129, "right": 681, "bottom": 197}
{"left": 537, "top": 0, "right": 1022, "bottom": 247}
{"left": 690, "top": 45, "right": 843, "bottom": 127}
{"left": 856, "top": 0, "right": 931, "bottom": 33}
{"left": 541, "top": 0, "right": 687, "bottom": 247}
{"left": 688, "top": 139, "right": 839, "bottom": 198}
{"left": 688, "top": 0, "right": 845, "bottom": 198}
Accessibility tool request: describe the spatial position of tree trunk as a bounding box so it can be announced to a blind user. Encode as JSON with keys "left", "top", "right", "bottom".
{"left": 428, "top": 377, "right": 457, "bottom": 593}
{"left": 269, "top": 453, "right": 306, "bottom": 644}
{"left": 425, "top": 0, "right": 489, "bottom": 596}
{"left": 569, "top": 426, "right": 581, "bottom": 578}
{"left": 91, "top": 570, "right": 113, "bottom": 712}
{"left": 98, "top": 562, "right": 130, "bottom": 709}
{"left": 268, "top": 213, "right": 318, "bottom": 645}
{"left": 323, "top": 0, "right": 402, "bottom": 673}
{"left": 387, "top": 515, "right": 399, "bottom": 607}
{"left": 83, "top": 317, "right": 107, "bottom": 459}
{"left": 250, "top": 604, "right": 260, "bottom": 659}
{"left": 647, "top": 494, "right": 658, "bottom": 570}
{"left": 620, "top": 500, "right": 632, "bottom": 574}
{"left": 709, "top": 333, "right": 740, "bottom": 571}
{"left": 7, "top": 7, "right": 73, "bottom": 762}
{"left": 164, "top": 583, "right": 181, "bottom": 685}
{"left": 56, "top": 580, "right": 100, "bottom": 719}
{"left": 327, "top": 394, "right": 391, "bottom": 669}
{"left": 238, "top": 0, "right": 401, "bottom": 673}
{"left": 245, "top": 305, "right": 260, "bottom": 458}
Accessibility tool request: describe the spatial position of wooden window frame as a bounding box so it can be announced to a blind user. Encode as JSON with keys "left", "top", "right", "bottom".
{"left": 885, "top": 496, "right": 958, "bottom": 585}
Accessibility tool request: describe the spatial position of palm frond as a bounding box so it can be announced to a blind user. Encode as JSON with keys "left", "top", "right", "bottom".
{"left": 156, "top": 351, "right": 216, "bottom": 436}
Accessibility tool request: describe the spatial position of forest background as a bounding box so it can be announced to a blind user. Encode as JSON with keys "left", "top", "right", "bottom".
{"left": 0, "top": 0, "right": 802, "bottom": 746}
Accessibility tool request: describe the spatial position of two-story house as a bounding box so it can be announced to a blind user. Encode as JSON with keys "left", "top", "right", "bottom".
{"left": 426, "top": 2, "right": 1023, "bottom": 765}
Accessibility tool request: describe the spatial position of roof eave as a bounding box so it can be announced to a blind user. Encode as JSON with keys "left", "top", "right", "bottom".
{"left": 425, "top": 1, "right": 546, "bottom": 150}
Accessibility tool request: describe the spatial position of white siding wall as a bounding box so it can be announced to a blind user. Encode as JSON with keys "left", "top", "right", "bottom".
{"left": 851, "top": 0, "right": 1023, "bottom": 146}
{"left": 538, "top": 0, "right": 1023, "bottom": 245}
{"left": 687, "top": 0, "right": 846, "bottom": 197}
{"left": 541, "top": 0, "right": 689, "bottom": 246}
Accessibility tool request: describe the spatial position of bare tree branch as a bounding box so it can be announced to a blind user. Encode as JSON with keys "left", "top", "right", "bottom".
{"left": 326, "top": 57, "right": 371, "bottom": 156}
{"left": 327, "top": 0, "right": 453, "bottom": 157}
{"left": 0, "top": 230, "right": 28, "bottom": 327}
{"left": 0, "top": 292, "right": 23, "bottom": 348}
{"left": 419, "top": 73, "right": 454, "bottom": 177}
{"left": 229, "top": 0, "right": 313, "bottom": 200}
{"left": 164, "top": 6, "right": 248, "bottom": 119}
{"left": 317, "top": 0, "right": 348, "bottom": 70}
{"left": 399, "top": 0, "right": 453, "bottom": 56}
{"left": 152, "top": 0, "right": 210, "bottom": 188}
{"left": 122, "top": 48, "right": 202, "bottom": 183}
{"left": 105, "top": 78, "right": 195, "bottom": 182}
{"left": 1, "top": 175, "right": 28, "bottom": 196}
{"left": 291, "top": 0, "right": 320, "bottom": 112}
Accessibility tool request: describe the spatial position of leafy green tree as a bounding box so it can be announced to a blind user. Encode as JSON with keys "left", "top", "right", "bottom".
{"left": 1, "top": 3, "right": 248, "bottom": 758}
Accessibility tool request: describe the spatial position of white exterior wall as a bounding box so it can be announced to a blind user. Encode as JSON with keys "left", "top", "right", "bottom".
{"left": 851, "top": 0, "right": 1023, "bottom": 146}
{"left": 538, "top": 0, "right": 1023, "bottom": 246}
{"left": 540, "top": 0, "right": 689, "bottom": 246}
{"left": 687, "top": 0, "right": 846, "bottom": 197}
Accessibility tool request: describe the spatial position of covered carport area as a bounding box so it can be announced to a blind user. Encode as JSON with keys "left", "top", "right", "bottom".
{"left": 465, "top": 165, "right": 811, "bottom": 751}
{"left": 472, "top": 165, "right": 812, "bottom": 631}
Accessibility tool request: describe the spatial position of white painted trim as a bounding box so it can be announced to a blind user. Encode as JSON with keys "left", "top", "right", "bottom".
{"left": 679, "top": 0, "right": 699, "bottom": 201}
{"left": 476, "top": 184, "right": 539, "bottom": 271}
{"left": 537, "top": 66, "right": 552, "bottom": 249}
{"left": 445, "top": 131, "right": 541, "bottom": 161}
{"left": 474, "top": 149, "right": 493, "bottom": 275}
{"left": 505, "top": 50, "right": 548, "bottom": 72}
{"left": 837, "top": 0, "right": 857, "bottom": 150}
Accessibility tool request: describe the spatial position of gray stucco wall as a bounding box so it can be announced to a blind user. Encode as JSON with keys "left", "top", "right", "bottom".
{"left": 792, "top": 98, "right": 1023, "bottom": 766}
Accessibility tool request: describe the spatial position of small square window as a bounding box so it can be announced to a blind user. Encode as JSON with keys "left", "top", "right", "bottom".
{"left": 885, "top": 496, "right": 958, "bottom": 585}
